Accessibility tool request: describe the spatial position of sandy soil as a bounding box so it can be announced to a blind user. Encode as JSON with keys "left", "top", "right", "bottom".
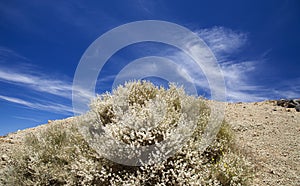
{"left": 225, "top": 101, "right": 300, "bottom": 185}
{"left": 0, "top": 101, "right": 299, "bottom": 185}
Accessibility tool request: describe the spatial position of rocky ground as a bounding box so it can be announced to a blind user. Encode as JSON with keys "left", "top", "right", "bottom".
{"left": 225, "top": 101, "right": 300, "bottom": 185}
{"left": 0, "top": 101, "right": 299, "bottom": 185}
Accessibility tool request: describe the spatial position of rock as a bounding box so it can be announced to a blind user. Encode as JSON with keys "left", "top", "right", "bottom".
{"left": 293, "top": 98, "right": 300, "bottom": 104}
{"left": 1, "top": 154, "right": 8, "bottom": 161}
{"left": 276, "top": 99, "right": 300, "bottom": 112}
{"left": 295, "top": 105, "right": 300, "bottom": 112}
{"left": 276, "top": 99, "right": 286, "bottom": 107}
{"left": 253, "top": 132, "right": 259, "bottom": 137}
{"left": 269, "top": 170, "right": 275, "bottom": 175}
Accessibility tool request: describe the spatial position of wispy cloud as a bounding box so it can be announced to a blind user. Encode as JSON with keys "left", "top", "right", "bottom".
{"left": 0, "top": 68, "right": 72, "bottom": 98}
{"left": 0, "top": 47, "right": 30, "bottom": 62}
{"left": 271, "top": 78, "right": 300, "bottom": 99}
{"left": 165, "top": 51, "right": 266, "bottom": 102}
{"left": 196, "top": 27, "right": 300, "bottom": 101}
{"left": 157, "top": 26, "right": 298, "bottom": 102}
{"left": 197, "top": 26, "right": 247, "bottom": 56}
{"left": 0, "top": 47, "right": 77, "bottom": 115}
{"left": 13, "top": 116, "right": 42, "bottom": 123}
{"left": 1, "top": 25, "right": 298, "bottom": 117}
{"left": 98, "top": 26, "right": 274, "bottom": 102}
{"left": 0, "top": 95, "right": 73, "bottom": 114}
{"left": 218, "top": 60, "right": 268, "bottom": 101}
{"left": 196, "top": 27, "right": 270, "bottom": 101}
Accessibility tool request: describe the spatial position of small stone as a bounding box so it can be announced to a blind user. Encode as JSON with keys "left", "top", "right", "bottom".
{"left": 253, "top": 132, "right": 259, "bottom": 137}
{"left": 1, "top": 154, "right": 8, "bottom": 161}
{"left": 269, "top": 170, "right": 275, "bottom": 175}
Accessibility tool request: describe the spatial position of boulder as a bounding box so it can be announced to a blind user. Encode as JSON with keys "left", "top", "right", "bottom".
{"left": 276, "top": 99, "right": 300, "bottom": 112}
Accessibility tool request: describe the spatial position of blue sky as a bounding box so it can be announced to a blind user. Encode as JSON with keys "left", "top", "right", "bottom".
{"left": 0, "top": 0, "right": 299, "bottom": 135}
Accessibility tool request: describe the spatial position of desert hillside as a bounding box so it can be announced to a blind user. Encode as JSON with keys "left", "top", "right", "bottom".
{"left": 225, "top": 101, "right": 300, "bottom": 185}
{"left": 1, "top": 100, "right": 299, "bottom": 185}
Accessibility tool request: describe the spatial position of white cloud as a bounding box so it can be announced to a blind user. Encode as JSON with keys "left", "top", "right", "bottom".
{"left": 0, "top": 65, "right": 96, "bottom": 114}
{"left": 115, "top": 26, "right": 264, "bottom": 102}
{"left": 166, "top": 51, "right": 267, "bottom": 101}
{"left": 0, "top": 95, "right": 73, "bottom": 114}
{"left": 160, "top": 27, "right": 288, "bottom": 102}
{"left": 0, "top": 95, "right": 31, "bottom": 106}
{"left": 271, "top": 78, "right": 300, "bottom": 99}
{"left": 197, "top": 26, "right": 247, "bottom": 55}
{"left": 0, "top": 68, "right": 72, "bottom": 99}
{"left": 13, "top": 116, "right": 41, "bottom": 123}
{"left": 218, "top": 60, "right": 269, "bottom": 101}
{"left": 1, "top": 25, "right": 298, "bottom": 117}
{"left": 0, "top": 47, "right": 79, "bottom": 115}
{"left": 0, "top": 47, "right": 30, "bottom": 62}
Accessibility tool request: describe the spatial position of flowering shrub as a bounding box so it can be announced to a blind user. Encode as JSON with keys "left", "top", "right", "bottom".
{"left": 1, "top": 81, "right": 253, "bottom": 185}
{"left": 80, "top": 81, "right": 204, "bottom": 166}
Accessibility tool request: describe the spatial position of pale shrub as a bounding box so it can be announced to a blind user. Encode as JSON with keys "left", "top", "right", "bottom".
{"left": 1, "top": 81, "right": 253, "bottom": 185}
{"left": 80, "top": 81, "right": 203, "bottom": 166}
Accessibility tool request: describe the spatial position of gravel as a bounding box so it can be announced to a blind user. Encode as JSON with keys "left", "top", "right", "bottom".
{"left": 225, "top": 101, "right": 300, "bottom": 185}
